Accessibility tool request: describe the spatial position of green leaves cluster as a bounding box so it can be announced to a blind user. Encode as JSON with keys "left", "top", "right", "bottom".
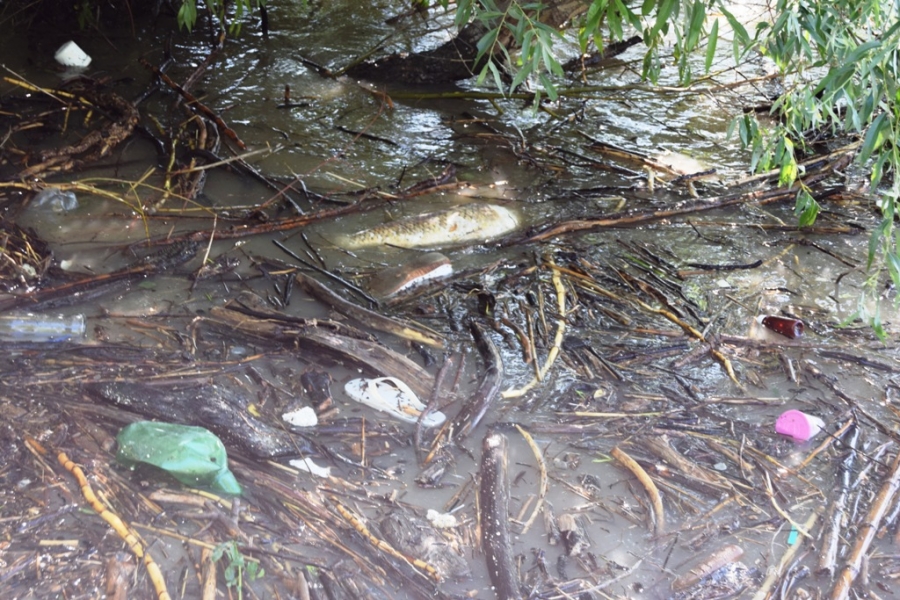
{"left": 442, "top": 0, "right": 900, "bottom": 331}
{"left": 212, "top": 540, "right": 264, "bottom": 600}
{"left": 453, "top": 0, "right": 566, "bottom": 102}
{"left": 177, "top": 0, "right": 265, "bottom": 32}
{"left": 170, "top": 0, "right": 899, "bottom": 330}
{"left": 745, "top": 0, "right": 900, "bottom": 330}
{"left": 442, "top": 0, "right": 751, "bottom": 93}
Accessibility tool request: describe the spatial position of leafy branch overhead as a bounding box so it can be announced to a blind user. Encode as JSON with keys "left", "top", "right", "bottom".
{"left": 174, "top": 0, "right": 899, "bottom": 328}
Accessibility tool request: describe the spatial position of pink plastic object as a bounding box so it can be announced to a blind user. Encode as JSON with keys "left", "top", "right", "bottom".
{"left": 775, "top": 410, "right": 825, "bottom": 441}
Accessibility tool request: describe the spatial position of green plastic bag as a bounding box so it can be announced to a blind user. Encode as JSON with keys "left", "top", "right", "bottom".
{"left": 116, "top": 421, "right": 242, "bottom": 495}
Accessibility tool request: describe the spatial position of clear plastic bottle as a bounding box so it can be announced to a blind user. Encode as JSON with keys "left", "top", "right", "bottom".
{"left": 0, "top": 313, "right": 85, "bottom": 342}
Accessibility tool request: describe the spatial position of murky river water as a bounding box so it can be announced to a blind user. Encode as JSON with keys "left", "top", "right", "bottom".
{"left": 2, "top": 2, "right": 900, "bottom": 599}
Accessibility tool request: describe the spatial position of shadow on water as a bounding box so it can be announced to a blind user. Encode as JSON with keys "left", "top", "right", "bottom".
{"left": 0, "top": 2, "right": 898, "bottom": 599}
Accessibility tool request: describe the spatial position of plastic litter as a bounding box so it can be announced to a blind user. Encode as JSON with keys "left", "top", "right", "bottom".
{"left": 426, "top": 509, "right": 459, "bottom": 528}
{"left": 289, "top": 457, "right": 331, "bottom": 478}
{"left": 344, "top": 377, "right": 446, "bottom": 427}
{"left": 116, "top": 421, "right": 242, "bottom": 495}
{"left": 0, "top": 312, "right": 85, "bottom": 342}
{"left": 54, "top": 41, "right": 92, "bottom": 68}
{"left": 775, "top": 409, "right": 825, "bottom": 441}
{"left": 32, "top": 187, "right": 79, "bottom": 213}
{"left": 282, "top": 406, "right": 318, "bottom": 427}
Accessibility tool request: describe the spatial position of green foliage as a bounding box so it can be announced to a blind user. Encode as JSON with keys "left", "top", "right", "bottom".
{"left": 172, "top": 0, "right": 897, "bottom": 330}
{"left": 212, "top": 540, "right": 264, "bottom": 600}
{"left": 440, "top": 0, "right": 900, "bottom": 332}
{"left": 440, "top": 0, "right": 742, "bottom": 96}
{"left": 177, "top": 0, "right": 265, "bottom": 33}
{"left": 742, "top": 0, "right": 900, "bottom": 332}
{"left": 453, "top": 0, "right": 566, "bottom": 103}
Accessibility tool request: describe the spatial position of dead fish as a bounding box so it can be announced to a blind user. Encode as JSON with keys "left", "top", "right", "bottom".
{"left": 368, "top": 252, "right": 452, "bottom": 298}
{"left": 335, "top": 203, "right": 519, "bottom": 249}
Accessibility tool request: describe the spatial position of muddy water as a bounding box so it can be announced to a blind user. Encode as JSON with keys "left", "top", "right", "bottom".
{"left": 2, "top": 2, "right": 900, "bottom": 599}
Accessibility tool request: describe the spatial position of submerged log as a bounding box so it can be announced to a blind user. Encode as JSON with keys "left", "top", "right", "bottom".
{"left": 479, "top": 429, "right": 523, "bottom": 600}
{"left": 207, "top": 302, "right": 434, "bottom": 400}
{"left": 87, "top": 381, "right": 307, "bottom": 458}
{"left": 448, "top": 322, "right": 503, "bottom": 441}
{"left": 295, "top": 272, "right": 444, "bottom": 349}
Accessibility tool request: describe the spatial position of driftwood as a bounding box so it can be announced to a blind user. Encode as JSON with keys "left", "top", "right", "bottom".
{"left": 140, "top": 58, "right": 246, "bottom": 150}
{"left": 295, "top": 272, "right": 444, "bottom": 349}
{"left": 830, "top": 450, "right": 900, "bottom": 600}
{"left": 818, "top": 424, "right": 859, "bottom": 576}
{"left": 87, "top": 381, "right": 307, "bottom": 458}
{"left": 0, "top": 242, "right": 200, "bottom": 312}
{"left": 447, "top": 322, "right": 503, "bottom": 442}
{"left": 479, "top": 429, "right": 522, "bottom": 600}
{"left": 207, "top": 303, "right": 434, "bottom": 400}
{"left": 672, "top": 544, "right": 744, "bottom": 592}
{"left": 6, "top": 81, "right": 140, "bottom": 181}
{"left": 611, "top": 446, "right": 665, "bottom": 535}
{"left": 524, "top": 150, "right": 853, "bottom": 243}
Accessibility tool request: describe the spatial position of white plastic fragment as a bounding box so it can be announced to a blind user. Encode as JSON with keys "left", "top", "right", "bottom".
{"left": 344, "top": 377, "right": 446, "bottom": 427}
{"left": 33, "top": 187, "right": 78, "bottom": 213}
{"left": 426, "top": 509, "right": 459, "bottom": 528}
{"left": 289, "top": 457, "right": 331, "bottom": 478}
{"left": 282, "top": 406, "right": 318, "bottom": 427}
{"left": 54, "top": 41, "right": 92, "bottom": 68}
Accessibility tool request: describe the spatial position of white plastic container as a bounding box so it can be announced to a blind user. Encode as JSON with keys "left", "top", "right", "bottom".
{"left": 54, "top": 41, "right": 92, "bottom": 68}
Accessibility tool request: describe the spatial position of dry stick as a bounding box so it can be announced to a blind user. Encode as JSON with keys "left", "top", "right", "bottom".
{"left": 416, "top": 354, "right": 455, "bottom": 464}
{"left": 798, "top": 417, "right": 855, "bottom": 471}
{"left": 295, "top": 272, "right": 443, "bottom": 349}
{"left": 23, "top": 438, "right": 172, "bottom": 600}
{"left": 554, "top": 261, "right": 739, "bottom": 386}
{"left": 200, "top": 546, "right": 217, "bottom": 600}
{"left": 831, "top": 450, "right": 900, "bottom": 600}
{"left": 525, "top": 152, "right": 852, "bottom": 243}
{"left": 331, "top": 500, "right": 441, "bottom": 582}
{"left": 644, "top": 436, "right": 738, "bottom": 493}
{"left": 671, "top": 544, "right": 744, "bottom": 592}
{"left": 208, "top": 304, "right": 434, "bottom": 399}
{"left": 763, "top": 470, "right": 813, "bottom": 540}
{"left": 628, "top": 292, "right": 742, "bottom": 387}
{"left": 479, "top": 430, "right": 523, "bottom": 600}
{"left": 502, "top": 257, "right": 566, "bottom": 399}
{"left": 818, "top": 424, "right": 859, "bottom": 577}
{"left": 514, "top": 425, "right": 548, "bottom": 534}
{"left": 139, "top": 58, "right": 247, "bottom": 150}
{"left": 611, "top": 446, "right": 665, "bottom": 535}
{"left": 752, "top": 511, "right": 820, "bottom": 600}
{"left": 446, "top": 321, "right": 504, "bottom": 441}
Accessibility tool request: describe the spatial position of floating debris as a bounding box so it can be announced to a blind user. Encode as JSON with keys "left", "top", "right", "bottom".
{"left": 334, "top": 203, "right": 519, "bottom": 249}
{"left": 775, "top": 409, "right": 825, "bottom": 441}
{"left": 344, "top": 376, "right": 446, "bottom": 427}
{"left": 116, "top": 421, "right": 242, "bottom": 495}
{"left": 368, "top": 251, "right": 453, "bottom": 297}
{"left": 759, "top": 314, "right": 805, "bottom": 338}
